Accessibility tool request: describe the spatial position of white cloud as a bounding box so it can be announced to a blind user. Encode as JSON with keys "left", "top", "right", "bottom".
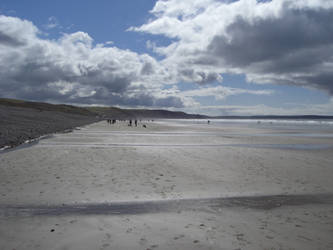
{"left": 44, "top": 16, "right": 60, "bottom": 30}
{"left": 181, "top": 86, "right": 273, "bottom": 100}
{"left": 2, "top": 0, "right": 333, "bottom": 115}
{"left": 133, "top": 0, "right": 333, "bottom": 94}
{"left": 182, "top": 98, "right": 333, "bottom": 116}
{"left": 0, "top": 15, "right": 185, "bottom": 107}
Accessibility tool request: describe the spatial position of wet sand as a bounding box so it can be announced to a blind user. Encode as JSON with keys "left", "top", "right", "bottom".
{"left": 2, "top": 193, "right": 333, "bottom": 217}
{"left": 1, "top": 120, "right": 333, "bottom": 249}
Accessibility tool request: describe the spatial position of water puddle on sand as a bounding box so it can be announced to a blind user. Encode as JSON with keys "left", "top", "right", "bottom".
{"left": 61, "top": 131, "right": 333, "bottom": 138}
{"left": 233, "top": 143, "right": 333, "bottom": 150}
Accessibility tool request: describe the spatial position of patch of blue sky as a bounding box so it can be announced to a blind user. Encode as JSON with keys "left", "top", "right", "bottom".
{"left": 0, "top": 0, "right": 159, "bottom": 53}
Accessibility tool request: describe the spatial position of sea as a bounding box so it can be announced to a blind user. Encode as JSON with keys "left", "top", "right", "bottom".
{"left": 160, "top": 118, "right": 333, "bottom": 138}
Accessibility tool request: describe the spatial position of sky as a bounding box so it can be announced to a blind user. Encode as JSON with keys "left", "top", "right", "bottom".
{"left": 0, "top": 0, "right": 333, "bottom": 116}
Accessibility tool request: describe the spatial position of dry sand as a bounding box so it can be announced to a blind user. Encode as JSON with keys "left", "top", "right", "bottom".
{"left": 0, "top": 120, "right": 333, "bottom": 249}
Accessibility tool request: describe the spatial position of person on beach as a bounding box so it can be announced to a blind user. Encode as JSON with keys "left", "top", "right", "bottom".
{"left": 129, "top": 120, "right": 132, "bottom": 126}
{"left": 135, "top": 120, "right": 138, "bottom": 127}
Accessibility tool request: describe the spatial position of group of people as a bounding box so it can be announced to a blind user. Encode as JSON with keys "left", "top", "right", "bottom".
{"left": 128, "top": 119, "right": 138, "bottom": 127}
{"left": 106, "top": 119, "right": 116, "bottom": 124}
{"left": 106, "top": 118, "right": 148, "bottom": 128}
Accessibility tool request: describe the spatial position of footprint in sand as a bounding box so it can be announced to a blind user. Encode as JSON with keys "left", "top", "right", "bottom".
{"left": 173, "top": 234, "right": 185, "bottom": 240}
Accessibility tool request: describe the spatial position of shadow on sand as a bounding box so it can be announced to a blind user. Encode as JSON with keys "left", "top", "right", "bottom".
{"left": 1, "top": 193, "right": 333, "bottom": 217}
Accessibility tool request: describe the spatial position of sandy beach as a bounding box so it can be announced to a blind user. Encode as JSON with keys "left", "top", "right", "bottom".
{"left": 1, "top": 119, "right": 333, "bottom": 249}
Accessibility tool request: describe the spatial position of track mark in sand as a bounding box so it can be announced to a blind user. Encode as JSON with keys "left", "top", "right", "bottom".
{"left": 1, "top": 193, "right": 333, "bottom": 217}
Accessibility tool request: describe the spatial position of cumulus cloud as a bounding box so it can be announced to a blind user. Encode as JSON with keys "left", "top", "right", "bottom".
{"left": 133, "top": 0, "right": 333, "bottom": 94}
{"left": 1, "top": 0, "right": 332, "bottom": 112}
{"left": 0, "top": 15, "right": 185, "bottom": 107}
